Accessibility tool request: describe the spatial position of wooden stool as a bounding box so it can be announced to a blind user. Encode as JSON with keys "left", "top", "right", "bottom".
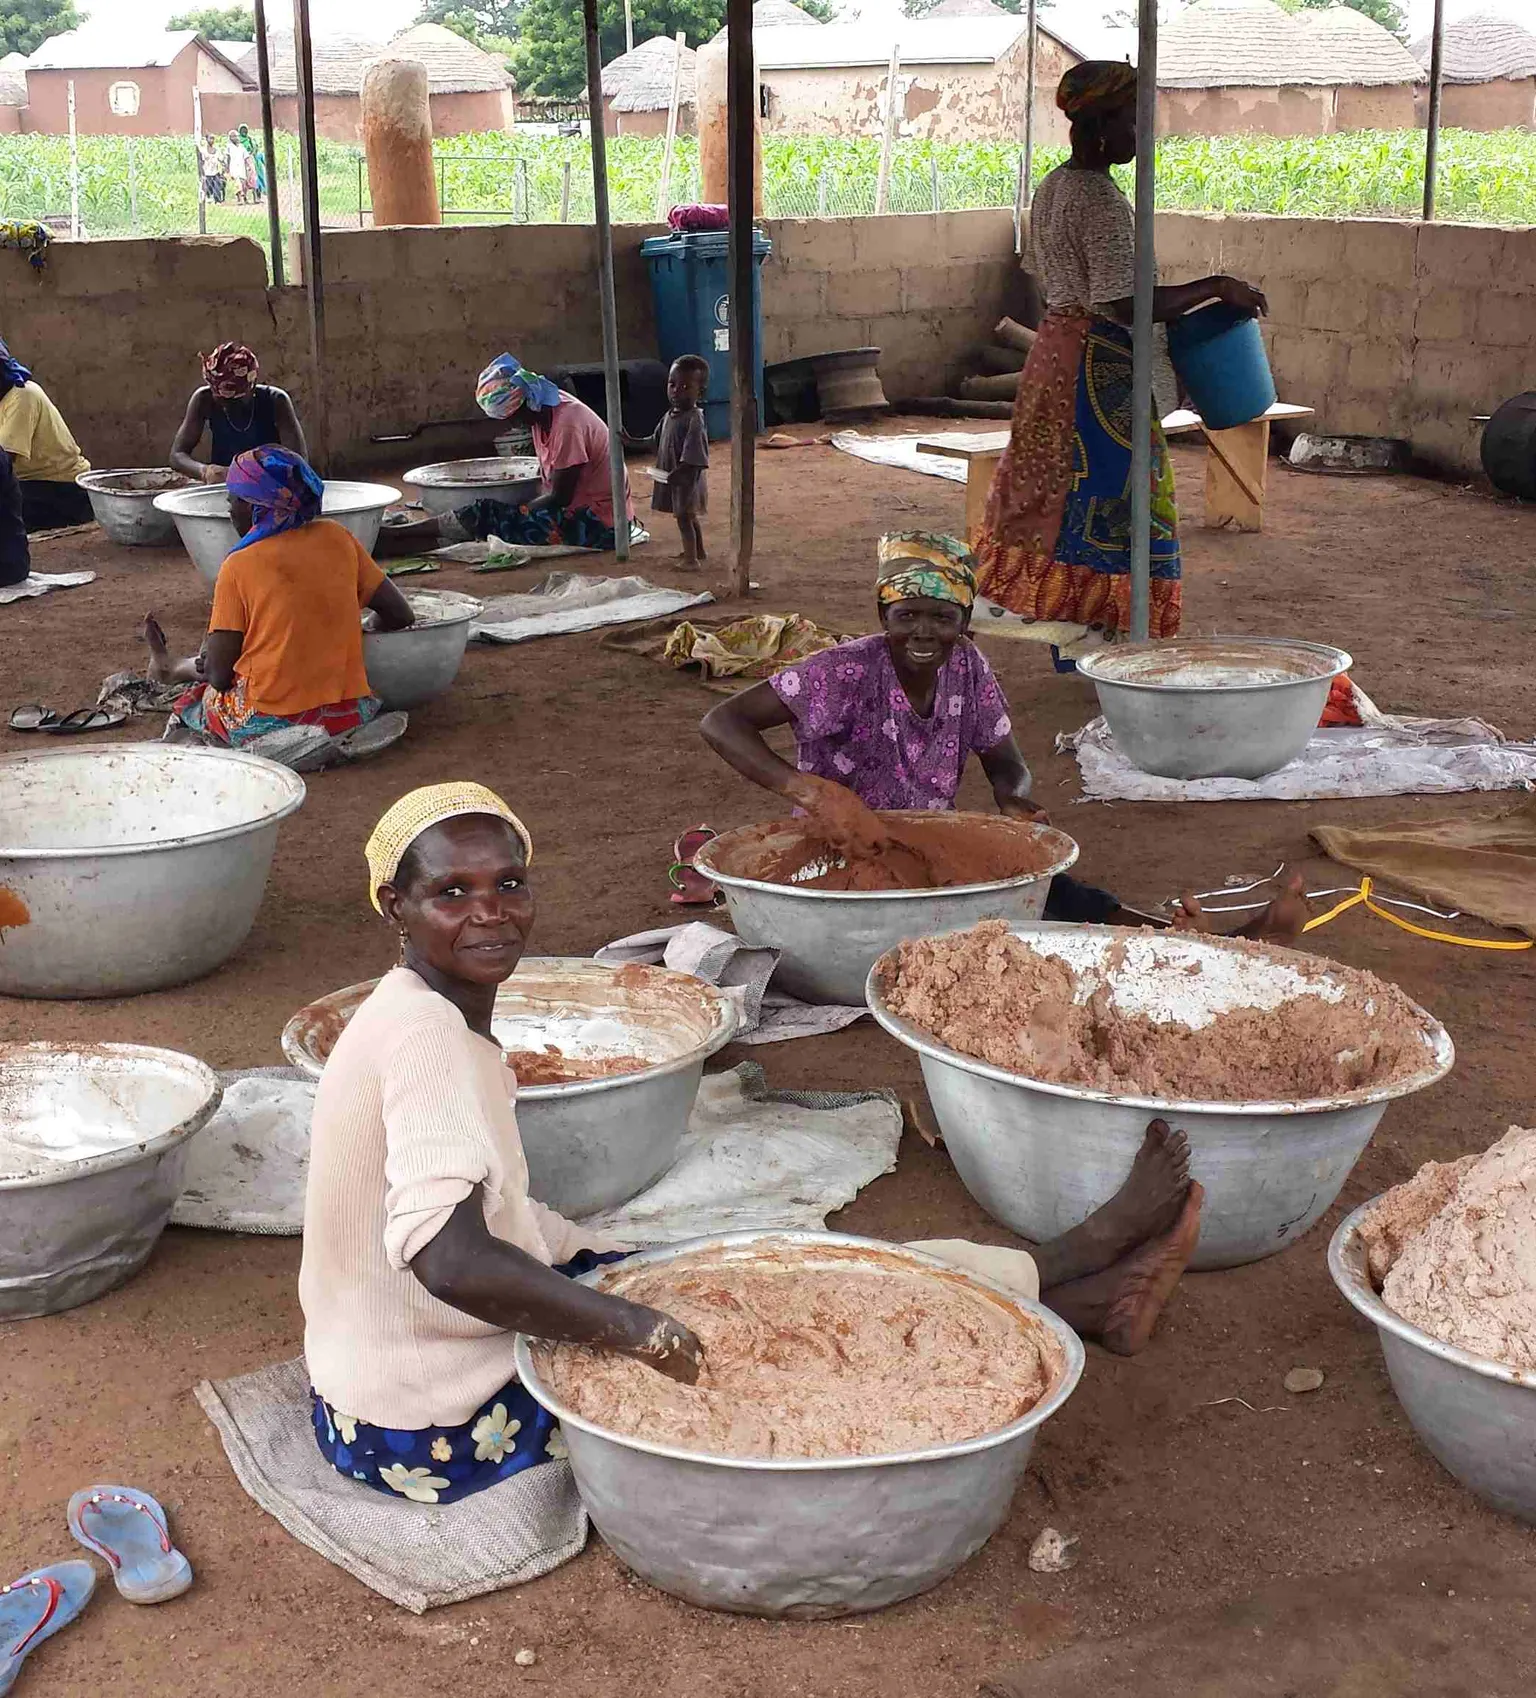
{"left": 1161, "top": 401, "right": 1315, "bottom": 532}
{"left": 920, "top": 401, "right": 1316, "bottom": 542}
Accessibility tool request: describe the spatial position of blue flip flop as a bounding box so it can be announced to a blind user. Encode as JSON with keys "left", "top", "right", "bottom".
{"left": 66, "top": 1487, "right": 192, "bottom": 1605}
{"left": 0, "top": 1561, "right": 96, "bottom": 1695}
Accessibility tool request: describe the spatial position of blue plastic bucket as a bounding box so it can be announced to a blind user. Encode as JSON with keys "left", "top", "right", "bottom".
{"left": 1166, "top": 304, "right": 1276, "bottom": 431}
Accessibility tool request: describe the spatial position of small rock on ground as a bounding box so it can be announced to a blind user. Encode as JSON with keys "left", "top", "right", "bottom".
{"left": 1285, "top": 1367, "right": 1326, "bottom": 1394}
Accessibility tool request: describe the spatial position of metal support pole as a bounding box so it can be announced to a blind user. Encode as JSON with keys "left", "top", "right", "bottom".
{"left": 930, "top": 152, "right": 940, "bottom": 213}
{"left": 561, "top": 158, "right": 572, "bottom": 221}
{"left": 1422, "top": 0, "right": 1445, "bottom": 221}
{"left": 1128, "top": 0, "right": 1158, "bottom": 643}
{"left": 67, "top": 81, "right": 80, "bottom": 239}
{"left": 624, "top": 0, "right": 634, "bottom": 54}
{"left": 1015, "top": 0, "right": 1037, "bottom": 253}
{"left": 584, "top": 0, "right": 629, "bottom": 562}
{"left": 727, "top": 0, "right": 757, "bottom": 595}
{"left": 127, "top": 137, "right": 138, "bottom": 231}
{"left": 294, "top": 0, "right": 328, "bottom": 468}
{"left": 357, "top": 155, "right": 365, "bottom": 227}
{"left": 254, "top": 0, "right": 283, "bottom": 283}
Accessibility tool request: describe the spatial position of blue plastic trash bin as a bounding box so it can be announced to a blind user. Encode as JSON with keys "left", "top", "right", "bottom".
{"left": 1166, "top": 303, "right": 1276, "bottom": 432}
{"left": 640, "top": 229, "right": 772, "bottom": 440}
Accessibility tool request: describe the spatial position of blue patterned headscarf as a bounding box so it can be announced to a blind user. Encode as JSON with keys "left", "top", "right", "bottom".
{"left": 225, "top": 444, "right": 324, "bottom": 556}
{"left": 475, "top": 353, "right": 563, "bottom": 420}
{"left": 0, "top": 336, "right": 32, "bottom": 399}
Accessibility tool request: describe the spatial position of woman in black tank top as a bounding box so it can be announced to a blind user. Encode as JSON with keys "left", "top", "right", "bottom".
{"left": 170, "top": 342, "right": 308, "bottom": 484}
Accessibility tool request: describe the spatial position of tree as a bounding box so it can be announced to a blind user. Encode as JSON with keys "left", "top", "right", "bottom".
{"left": 518, "top": 0, "right": 725, "bottom": 95}
{"left": 167, "top": 3, "right": 255, "bottom": 38}
{"left": 1292, "top": 0, "right": 1406, "bottom": 42}
{"left": 0, "top": 0, "right": 84, "bottom": 58}
{"left": 413, "top": 0, "right": 527, "bottom": 40}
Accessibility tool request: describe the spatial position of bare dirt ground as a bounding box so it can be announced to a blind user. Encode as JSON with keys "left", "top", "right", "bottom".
{"left": 3, "top": 431, "right": 1535, "bottom": 1695}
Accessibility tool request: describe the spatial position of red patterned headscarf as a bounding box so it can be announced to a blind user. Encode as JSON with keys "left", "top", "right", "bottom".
{"left": 201, "top": 342, "right": 260, "bottom": 400}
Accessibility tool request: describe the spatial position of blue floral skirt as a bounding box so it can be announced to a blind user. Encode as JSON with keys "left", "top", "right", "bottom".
{"left": 452, "top": 499, "right": 617, "bottom": 550}
{"left": 311, "top": 1250, "right": 623, "bottom": 1505}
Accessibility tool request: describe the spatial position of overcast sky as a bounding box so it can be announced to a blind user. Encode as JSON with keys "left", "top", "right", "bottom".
{"left": 69, "top": 0, "right": 1536, "bottom": 51}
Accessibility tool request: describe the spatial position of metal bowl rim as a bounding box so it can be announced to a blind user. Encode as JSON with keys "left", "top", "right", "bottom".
{"left": 865, "top": 923, "right": 1455, "bottom": 1115}
{"left": 152, "top": 482, "right": 402, "bottom": 517}
{"left": 0, "top": 1040, "right": 223, "bottom": 1191}
{"left": 512, "top": 1228, "right": 1086, "bottom": 1471}
{"left": 77, "top": 468, "right": 194, "bottom": 496}
{"left": 280, "top": 956, "right": 741, "bottom": 1094}
{"left": 695, "top": 814, "right": 1080, "bottom": 904}
{"left": 0, "top": 742, "right": 307, "bottom": 860}
{"left": 404, "top": 456, "right": 542, "bottom": 487}
{"left": 1328, "top": 1197, "right": 1536, "bottom": 1393}
{"left": 1074, "top": 637, "right": 1353, "bottom": 693}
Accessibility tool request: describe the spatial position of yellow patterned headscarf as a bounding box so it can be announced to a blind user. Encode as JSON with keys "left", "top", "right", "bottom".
{"left": 876, "top": 531, "right": 977, "bottom": 611}
{"left": 365, "top": 783, "right": 533, "bottom": 914}
{"left": 1056, "top": 61, "right": 1137, "bottom": 121}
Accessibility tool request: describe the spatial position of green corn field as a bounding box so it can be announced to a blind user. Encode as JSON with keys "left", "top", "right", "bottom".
{"left": 1, "top": 128, "right": 1531, "bottom": 250}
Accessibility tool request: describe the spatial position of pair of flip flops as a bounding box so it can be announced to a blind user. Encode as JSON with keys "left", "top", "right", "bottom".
{"left": 669, "top": 825, "right": 721, "bottom": 907}
{"left": 1, "top": 1488, "right": 191, "bottom": 1694}
{"left": 9, "top": 704, "right": 126, "bottom": 734}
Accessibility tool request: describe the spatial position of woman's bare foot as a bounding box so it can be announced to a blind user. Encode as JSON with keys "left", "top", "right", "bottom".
{"left": 1031, "top": 1119, "right": 1191, "bottom": 1289}
{"left": 141, "top": 612, "right": 174, "bottom": 684}
{"left": 1044, "top": 1182, "right": 1204, "bottom": 1355}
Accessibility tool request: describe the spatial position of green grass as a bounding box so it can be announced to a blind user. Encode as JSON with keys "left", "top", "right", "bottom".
{"left": 1, "top": 128, "right": 1530, "bottom": 257}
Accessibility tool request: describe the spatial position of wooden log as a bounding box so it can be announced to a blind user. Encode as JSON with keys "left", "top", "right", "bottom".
{"left": 903, "top": 396, "right": 1016, "bottom": 419}
{"left": 994, "top": 316, "right": 1037, "bottom": 353}
{"left": 958, "top": 372, "right": 1021, "bottom": 402}
{"left": 975, "top": 344, "right": 1026, "bottom": 376}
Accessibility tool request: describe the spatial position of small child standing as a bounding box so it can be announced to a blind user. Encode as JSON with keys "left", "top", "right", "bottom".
{"left": 648, "top": 354, "right": 711, "bottom": 566}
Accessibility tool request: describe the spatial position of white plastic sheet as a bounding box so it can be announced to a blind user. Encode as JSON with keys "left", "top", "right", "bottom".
{"left": 469, "top": 572, "right": 712, "bottom": 644}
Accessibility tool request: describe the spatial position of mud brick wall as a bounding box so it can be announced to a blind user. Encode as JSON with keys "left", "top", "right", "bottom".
{"left": 1, "top": 211, "right": 1527, "bottom": 478}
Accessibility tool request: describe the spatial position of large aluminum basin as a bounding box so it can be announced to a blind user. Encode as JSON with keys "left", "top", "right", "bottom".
{"left": 0, "top": 744, "right": 305, "bottom": 998}
{"left": 1331, "top": 1199, "right": 1536, "bottom": 1523}
{"left": 516, "top": 1231, "right": 1084, "bottom": 1617}
{"left": 281, "top": 958, "right": 739, "bottom": 1218}
{"left": 152, "top": 481, "right": 401, "bottom": 584}
{"left": 695, "top": 813, "right": 1080, "bottom": 1005}
{"left": 77, "top": 468, "right": 194, "bottom": 547}
{"left": 1074, "top": 638, "right": 1352, "bottom": 781}
{"left": 404, "top": 455, "right": 542, "bottom": 514}
{"left": 363, "top": 589, "right": 481, "bottom": 710}
{"left": 0, "top": 1041, "right": 222, "bottom": 1318}
{"left": 868, "top": 925, "right": 1454, "bottom": 1270}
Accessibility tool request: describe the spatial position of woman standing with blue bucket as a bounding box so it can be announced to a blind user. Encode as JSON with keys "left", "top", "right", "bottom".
{"left": 974, "top": 61, "right": 1270, "bottom": 652}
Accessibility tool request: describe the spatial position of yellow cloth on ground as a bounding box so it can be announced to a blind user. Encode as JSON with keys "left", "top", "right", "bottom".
{"left": 664, "top": 612, "right": 845, "bottom": 682}
{"left": 0, "top": 382, "right": 89, "bottom": 482}
{"left": 1312, "top": 796, "right": 1536, "bottom": 941}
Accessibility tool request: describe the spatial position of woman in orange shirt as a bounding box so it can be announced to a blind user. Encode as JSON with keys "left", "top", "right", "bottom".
{"left": 144, "top": 445, "right": 414, "bottom": 746}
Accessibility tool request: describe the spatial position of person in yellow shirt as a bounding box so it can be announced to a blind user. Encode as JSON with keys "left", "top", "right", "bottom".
{"left": 0, "top": 338, "right": 92, "bottom": 531}
{"left": 143, "top": 444, "right": 414, "bottom": 747}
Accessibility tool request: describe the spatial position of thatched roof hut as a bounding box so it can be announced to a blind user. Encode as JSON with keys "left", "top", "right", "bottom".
{"left": 601, "top": 34, "right": 697, "bottom": 136}
{"left": 1411, "top": 12, "right": 1536, "bottom": 130}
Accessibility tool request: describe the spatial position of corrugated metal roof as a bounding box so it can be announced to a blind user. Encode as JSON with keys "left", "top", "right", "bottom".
{"left": 603, "top": 34, "right": 697, "bottom": 113}
{"left": 27, "top": 27, "right": 246, "bottom": 75}
{"left": 1411, "top": 11, "right": 1536, "bottom": 83}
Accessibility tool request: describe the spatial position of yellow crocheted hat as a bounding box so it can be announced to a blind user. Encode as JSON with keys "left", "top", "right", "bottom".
{"left": 364, "top": 782, "right": 533, "bottom": 914}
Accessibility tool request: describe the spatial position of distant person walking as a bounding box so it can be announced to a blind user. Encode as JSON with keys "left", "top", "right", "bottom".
{"left": 228, "top": 131, "right": 255, "bottom": 205}
{"left": 238, "top": 125, "right": 267, "bottom": 199}
{"left": 199, "top": 134, "right": 226, "bottom": 204}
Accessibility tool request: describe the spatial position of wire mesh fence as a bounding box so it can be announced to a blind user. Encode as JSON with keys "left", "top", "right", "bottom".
{"left": 2, "top": 127, "right": 1530, "bottom": 271}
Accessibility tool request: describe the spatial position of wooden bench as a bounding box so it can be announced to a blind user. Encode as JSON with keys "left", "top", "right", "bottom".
{"left": 918, "top": 401, "right": 1315, "bottom": 541}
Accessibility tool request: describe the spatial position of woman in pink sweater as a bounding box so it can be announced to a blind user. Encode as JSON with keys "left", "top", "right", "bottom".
{"left": 299, "top": 783, "right": 700, "bottom": 1505}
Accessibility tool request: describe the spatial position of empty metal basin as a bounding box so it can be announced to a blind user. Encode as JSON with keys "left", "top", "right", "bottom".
{"left": 0, "top": 743, "right": 305, "bottom": 998}
{"left": 0, "top": 1041, "right": 222, "bottom": 1318}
